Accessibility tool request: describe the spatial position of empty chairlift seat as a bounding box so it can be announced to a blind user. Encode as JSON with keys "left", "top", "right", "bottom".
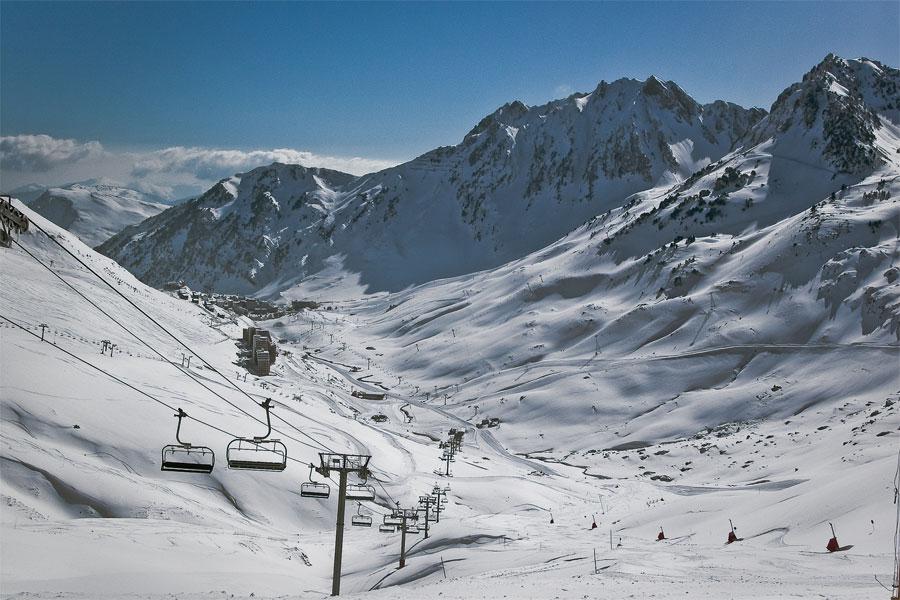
{"left": 379, "top": 524, "right": 395, "bottom": 533}
{"left": 300, "top": 463, "right": 331, "bottom": 498}
{"left": 226, "top": 438, "right": 287, "bottom": 471}
{"left": 352, "top": 502, "right": 372, "bottom": 527}
{"left": 226, "top": 398, "right": 287, "bottom": 471}
{"left": 352, "top": 514, "right": 373, "bottom": 527}
{"left": 161, "top": 409, "right": 215, "bottom": 474}
{"left": 345, "top": 484, "right": 376, "bottom": 501}
{"left": 161, "top": 444, "right": 215, "bottom": 473}
{"left": 300, "top": 480, "right": 331, "bottom": 498}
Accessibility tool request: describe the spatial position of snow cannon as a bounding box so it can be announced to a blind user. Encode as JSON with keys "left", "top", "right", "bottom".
{"left": 726, "top": 519, "right": 738, "bottom": 544}
{"left": 657, "top": 527, "right": 666, "bottom": 541}
{"left": 826, "top": 522, "right": 840, "bottom": 552}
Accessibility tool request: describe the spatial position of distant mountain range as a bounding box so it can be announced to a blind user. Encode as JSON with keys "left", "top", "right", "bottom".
{"left": 23, "top": 180, "right": 170, "bottom": 247}
{"left": 99, "top": 55, "right": 898, "bottom": 301}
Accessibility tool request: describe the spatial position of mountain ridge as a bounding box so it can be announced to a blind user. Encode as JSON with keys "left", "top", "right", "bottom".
{"left": 99, "top": 68, "right": 777, "bottom": 294}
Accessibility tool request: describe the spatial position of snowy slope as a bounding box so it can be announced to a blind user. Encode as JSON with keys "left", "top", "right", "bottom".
{"left": 3, "top": 201, "right": 898, "bottom": 600}
{"left": 99, "top": 76, "right": 765, "bottom": 295}
{"left": 27, "top": 180, "right": 169, "bottom": 247}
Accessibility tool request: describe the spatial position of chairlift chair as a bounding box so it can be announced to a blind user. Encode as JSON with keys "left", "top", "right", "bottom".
{"left": 351, "top": 502, "right": 372, "bottom": 527}
{"left": 161, "top": 409, "right": 215, "bottom": 473}
{"left": 300, "top": 464, "right": 331, "bottom": 498}
{"left": 226, "top": 399, "right": 287, "bottom": 471}
{"left": 384, "top": 514, "right": 403, "bottom": 526}
{"left": 405, "top": 524, "right": 420, "bottom": 534}
{"left": 345, "top": 483, "right": 376, "bottom": 501}
{"left": 379, "top": 524, "right": 395, "bottom": 533}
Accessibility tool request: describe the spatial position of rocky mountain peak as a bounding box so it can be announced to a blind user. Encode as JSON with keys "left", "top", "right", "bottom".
{"left": 754, "top": 54, "right": 899, "bottom": 173}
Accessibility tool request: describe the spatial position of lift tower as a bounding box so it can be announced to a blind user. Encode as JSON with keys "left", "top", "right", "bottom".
{"left": 432, "top": 485, "right": 449, "bottom": 523}
{"left": 314, "top": 453, "right": 372, "bottom": 596}
{"left": 384, "top": 507, "right": 419, "bottom": 568}
{"left": 418, "top": 495, "right": 436, "bottom": 539}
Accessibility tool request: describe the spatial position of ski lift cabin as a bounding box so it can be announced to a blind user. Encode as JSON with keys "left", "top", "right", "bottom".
{"left": 161, "top": 409, "right": 215, "bottom": 473}
{"left": 226, "top": 399, "right": 287, "bottom": 471}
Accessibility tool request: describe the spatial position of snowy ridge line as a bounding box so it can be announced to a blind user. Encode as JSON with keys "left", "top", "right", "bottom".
{"left": 25, "top": 215, "right": 338, "bottom": 455}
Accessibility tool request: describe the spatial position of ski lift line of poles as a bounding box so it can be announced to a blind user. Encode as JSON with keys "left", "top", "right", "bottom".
{"left": 11, "top": 233, "right": 334, "bottom": 455}
{"left": 22, "top": 219, "right": 338, "bottom": 455}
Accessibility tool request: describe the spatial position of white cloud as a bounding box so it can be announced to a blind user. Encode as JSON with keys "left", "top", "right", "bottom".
{"left": 130, "top": 146, "right": 398, "bottom": 179}
{"left": 554, "top": 84, "right": 576, "bottom": 98}
{"left": 0, "top": 134, "right": 104, "bottom": 172}
{"left": 0, "top": 135, "right": 401, "bottom": 200}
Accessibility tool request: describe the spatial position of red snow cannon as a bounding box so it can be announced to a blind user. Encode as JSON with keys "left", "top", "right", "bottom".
{"left": 726, "top": 519, "right": 738, "bottom": 544}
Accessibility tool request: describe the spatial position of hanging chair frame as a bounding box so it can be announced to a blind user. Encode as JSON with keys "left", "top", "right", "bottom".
{"left": 226, "top": 398, "right": 288, "bottom": 471}
{"left": 300, "top": 463, "right": 331, "bottom": 498}
{"left": 161, "top": 409, "right": 215, "bottom": 473}
{"left": 351, "top": 502, "right": 372, "bottom": 527}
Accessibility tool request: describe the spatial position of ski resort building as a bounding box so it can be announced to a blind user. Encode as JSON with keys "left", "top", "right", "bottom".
{"left": 242, "top": 327, "right": 276, "bottom": 375}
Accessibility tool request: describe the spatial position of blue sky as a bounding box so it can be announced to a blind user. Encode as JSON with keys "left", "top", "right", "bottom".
{"left": 1, "top": 1, "right": 898, "bottom": 196}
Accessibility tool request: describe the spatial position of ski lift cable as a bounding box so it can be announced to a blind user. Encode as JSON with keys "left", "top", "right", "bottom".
{"left": 11, "top": 238, "right": 324, "bottom": 452}
{"left": 2, "top": 314, "right": 399, "bottom": 516}
{"left": 0, "top": 312, "right": 323, "bottom": 467}
{"left": 12, "top": 232, "right": 332, "bottom": 454}
{"left": 24, "top": 220, "right": 337, "bottom": 453}
{"left": 4, "top": 313, "right": 236, "bottom": 439}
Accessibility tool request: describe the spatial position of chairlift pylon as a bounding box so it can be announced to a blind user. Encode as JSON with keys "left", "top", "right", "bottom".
{"left": 226, "top": 398, "right": 287, "bottom": 471}
{"left": 300, "top": 463, "right": 331, "bottom": 498}
{"left": 161, "top": 408, "right": 215, "bottom": 473}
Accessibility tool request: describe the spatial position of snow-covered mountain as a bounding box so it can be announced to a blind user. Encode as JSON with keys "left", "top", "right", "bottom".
{"left": 3, "top": 182, "right": 48, "bottom": 204}
{"left": 99, "top": 74, "right": 767, "bottom": 294}
{"left": 26, "top": 180, "right": 169, "bottom": 247}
